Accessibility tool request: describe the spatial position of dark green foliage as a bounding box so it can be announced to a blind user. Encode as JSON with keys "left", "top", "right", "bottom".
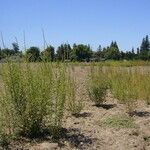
{"left": 103, "top": 41, "right": 120, "bottom": 60}
{"left": 71, "top": 44, "right": 93, "bottom": 61}
{"left": 26, "top": 47, "right": 40, "bottom": 62}
{"left": 56, "top": 43, "right": 72, "bottom": 61}
{"left": 94, "top": 45, "right": 104, "bottom": 61}
{"left": 0, "top": 35, "right": 150, "bottom": 62}
{"left": 139, "top": 35, "right": 150, "bottom": 60}
{"left": 12, "top": 42, "right": 19, "bottom": 53}
{"left": 41, "top": 45, "right": 55, "bottom": 61}
{"left": 1, "top": 48, "right": 15, "bottom": 57}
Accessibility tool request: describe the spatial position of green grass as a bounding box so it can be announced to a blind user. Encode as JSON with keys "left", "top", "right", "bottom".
{"left": 68, "top": 60, "right": 150, "bottom": 67}
{"left": 99, "top": 115, "right": 136, "bottom": 129}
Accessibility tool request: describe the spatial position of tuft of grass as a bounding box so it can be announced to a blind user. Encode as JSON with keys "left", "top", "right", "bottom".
{"left": 99, "top": 115, "right": 136, "bottom": 129}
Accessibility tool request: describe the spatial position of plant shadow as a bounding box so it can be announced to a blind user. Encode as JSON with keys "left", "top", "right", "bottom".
{"left": 93, "top": 104, "right": 116, "bottom": 110}
{"left": 59, "top": 128, "right": 96, "bottom": 149}
{"left": 129, "top": 111, "right": 150, "bottom": 117}
{"left": 72, "top": 112, "right": 92, "bottom": 118}
{"left": 9, "top": 128, "right": 96, "bottom": 150}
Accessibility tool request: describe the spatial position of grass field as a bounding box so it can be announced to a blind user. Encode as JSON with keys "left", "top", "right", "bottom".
{"left": 0, "top": 61, "right": 150, "bottom": 150}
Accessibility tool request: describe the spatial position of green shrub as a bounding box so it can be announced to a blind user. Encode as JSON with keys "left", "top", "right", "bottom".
{"left": 0, "top": 62, "right": 68, "bottom": 139}
{"left": 88, "top": 83, "right": 108, "bottom": 105}
{"left": 88, "top": 66, "right": 109, "bottom": 105}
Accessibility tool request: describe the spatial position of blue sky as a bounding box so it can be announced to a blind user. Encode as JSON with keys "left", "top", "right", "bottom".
{"left": 0, "top": 0, "right": 150, "bottom": 51}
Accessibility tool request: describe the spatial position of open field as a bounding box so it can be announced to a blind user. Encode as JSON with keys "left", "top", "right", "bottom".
{"left": 0, "top": 62, "right": 150, "bottom": 150}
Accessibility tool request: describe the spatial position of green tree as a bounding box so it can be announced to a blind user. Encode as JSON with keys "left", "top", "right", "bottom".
{"left": 26, "top": 47, "right": 40, "bottom": 62}
{"left": 2, "top": 48, "right": 15, "bottom": 57}
{"left": 12, "top": 42, "right": 19, "bottom": 53}
{"left": 0, "top": 47, "right": 2, "bottom": 60}
{"left": 103, "top": 41, "right": 120, "bottom": 60}
{"left": 71, "top": 44, "right": 93, "bottom": 61}
{"left": 136, "top": 48, "right": 140, "bottom": 59}
{"left": 41, "top": 45, "right": 55, "bottom": 61}
{"left": 94, "top": 45, "right": 104, "bottom": 60}
{"left": 140, "top": 35, "right": 150, "bottom": 60}
{"left": 56, "top": 44, "right": 72, "bottom": 61}
{"left": 120, "top": 51, "right": 125, "bottom": 60}
{"left": 124, "top": 51, "right": 134, "bottom": 60}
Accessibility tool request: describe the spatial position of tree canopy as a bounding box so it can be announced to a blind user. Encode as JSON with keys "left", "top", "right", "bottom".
{"left": 0, "top": 35, "right": 150, "bottom": 62}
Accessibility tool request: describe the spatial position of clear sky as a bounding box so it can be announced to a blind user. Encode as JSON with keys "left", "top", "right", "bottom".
{"left": 0, "top": 0, "right": 150, "bottom": 51}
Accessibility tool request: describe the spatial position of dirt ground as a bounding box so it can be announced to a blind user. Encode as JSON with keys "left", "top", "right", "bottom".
{"left": 2, "top": 66, "right": 150, "bottom": 150}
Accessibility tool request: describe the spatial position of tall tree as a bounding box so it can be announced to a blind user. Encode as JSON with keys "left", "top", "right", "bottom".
{"left": 71, "top": 44, "right": 93, "bottom": 61}
{"left": 140, "top": 35, "right": 150, "bottom": 60}
{"left": 94, "top": 45, "right": 104, "bottom": 60}
{"left": 103, "top": 41, "right": 120, "bottom": 60}
{"left": 26, "top": 47, "right": 40, "bottom": 62}
{"left": 41, "top": 45, "right": 55, "bottom": 61}
{"left": 56, "top": 44, "right": 72, "bottom": 61}
{"left": 12, "top": 42, "right": 19, "bottom": 53}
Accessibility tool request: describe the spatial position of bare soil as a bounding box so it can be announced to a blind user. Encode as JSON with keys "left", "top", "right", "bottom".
{"left": 2, "top": 66, "right": 150, "bottom": 150}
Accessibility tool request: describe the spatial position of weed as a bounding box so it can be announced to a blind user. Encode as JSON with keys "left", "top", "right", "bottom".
{"left": 0, "top": 62, "right": 68, "bottom": 139}
{"left": 88, "top": 66, "right": 109, "bottom": 105}
{"left": 99, "top": 115, "right": 136, "bottom": 128}
{"left": 67, "top": 67, "right": 84, "bottom": 115}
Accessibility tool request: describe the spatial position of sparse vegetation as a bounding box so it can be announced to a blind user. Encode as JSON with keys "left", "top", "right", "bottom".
{"left": 67, "top": 68, "right": 84, "bottom": 116}
{"left": 0, "top": 61, "right": 150, "bottom": 149}
{"left": 111, "top": 71, "right": 139, "bottom": 114}
{"left": 1, "top": 0, "right": 150, "bottom": 148}
{"left": 99, "top": 115, "right": 136, "bottom": 128}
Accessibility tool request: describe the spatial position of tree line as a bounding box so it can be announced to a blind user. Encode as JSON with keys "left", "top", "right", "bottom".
{"left": 0, "top": 35, "right": 150, "bottom": 62}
